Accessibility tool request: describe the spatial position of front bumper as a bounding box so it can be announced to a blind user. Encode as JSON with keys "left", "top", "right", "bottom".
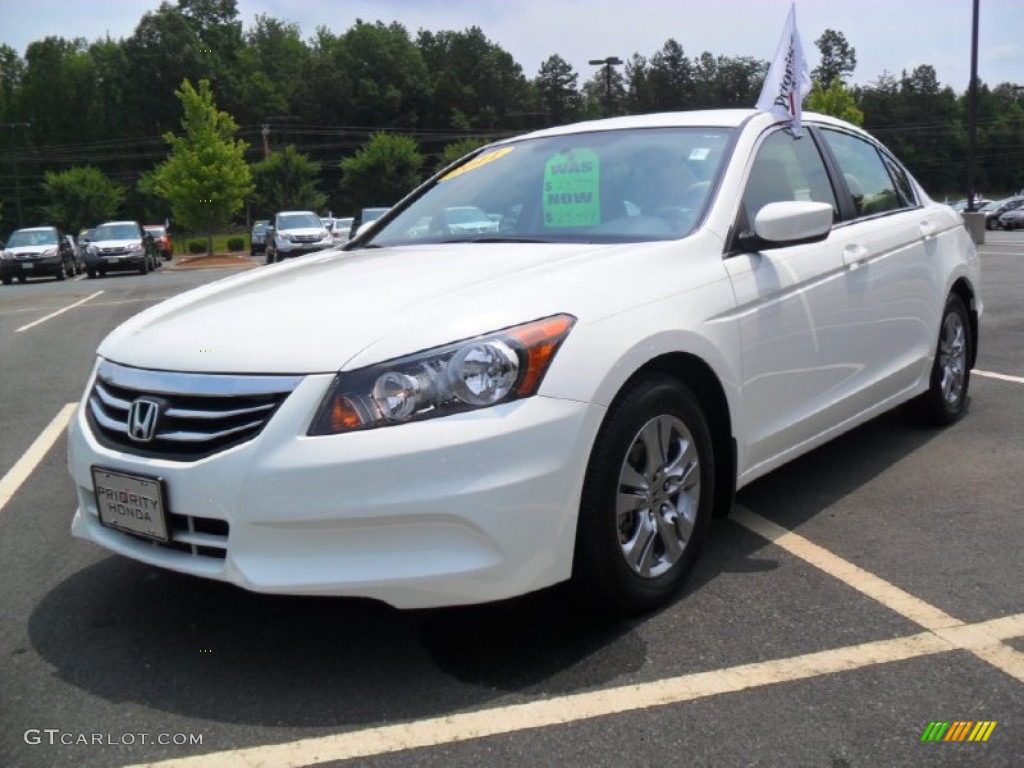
{"left": 88, "top": 251, "right": 147, "bottom": 270}
{"left": 274, "top": 240, "right": 333, "bottom": 258}
{"left": 1, "top": 256, "right": 63, "bottom": 278}
{"left": 69, "top": 371, "right": 604, "bottom": 608}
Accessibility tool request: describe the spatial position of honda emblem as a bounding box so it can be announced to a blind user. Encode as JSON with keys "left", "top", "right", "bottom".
{"left": 127, "top": 399, "right": 160, "bottom": 442}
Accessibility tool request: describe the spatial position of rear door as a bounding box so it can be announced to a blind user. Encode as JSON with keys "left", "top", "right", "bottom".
{"left": 815, "top": 127, "right": 939, "bottom": 412}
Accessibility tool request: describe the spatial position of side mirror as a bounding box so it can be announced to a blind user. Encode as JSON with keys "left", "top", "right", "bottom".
{"left": 740, "top": 201, "right": 833, "bottom": 250}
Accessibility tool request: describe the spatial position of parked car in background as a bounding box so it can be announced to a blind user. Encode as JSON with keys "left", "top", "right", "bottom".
{"left": 250, "top": 220, "right": 269, "bottom": 255}
{"left": 950, "top": 196, "right": 991, "bottom": 212}
{"left": 64, "top": 234, "right": 85, "bottom": 275}
{"left": 980, "top": 196, "right": 1024, "bottom": 229}
{"left": 1, "top": 226, "right": 75, "bottom": 284}
{"left": 265, "top": 210, "right": 333, "bottom": 263}
{"left": 144, "top": 225, "right": 174, "bottom": 260}
{"left": 349, "top": 207, "right": 390, "bottom": 239}
{"left": 78, "top": 228, "right": 96, "bottom": 250}
{"left": 68, "top": 109, "right": 980, "bottom": 613}
{"left": 85, "top": 220, "right": 157, "bottom": 278}
{"left": 997, "top": 207, "right": 1024, "bottom": 230}
{"left": 332, "top": 217, "right": 354, "bottom": 244}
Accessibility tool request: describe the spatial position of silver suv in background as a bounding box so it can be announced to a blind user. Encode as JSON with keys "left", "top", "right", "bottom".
{"left": 84, "top": 221, "right": 158, "bottom": 278}
{"left": 265, "top": 211, "right": 333, "bottom": 263}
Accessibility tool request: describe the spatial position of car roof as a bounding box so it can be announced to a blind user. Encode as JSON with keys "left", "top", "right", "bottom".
{"left": 500, "top": 108, "right": 868, "bottom": 144}
{"left": 14, "top": 226, "right": 56, "bottom": 233}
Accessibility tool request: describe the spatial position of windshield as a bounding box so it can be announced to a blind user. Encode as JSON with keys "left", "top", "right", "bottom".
{"left": 145, "top": 226, "right": 166, "bottom": 237}
{"left": 277, "top": 213, "right": 321, "bottom": 230}
{"left": 94, "top": 224, "right": 140, "bottom": 241}
{"left": 367, "top": 127, "right": 733, "bottom": 246}
{"left": 7, "top": 228, "right": 58, "bottom": 247}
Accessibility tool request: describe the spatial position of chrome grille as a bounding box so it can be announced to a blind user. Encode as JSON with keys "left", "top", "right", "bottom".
{"left": 87, "top": 360, "right": 303, "bottom": 461}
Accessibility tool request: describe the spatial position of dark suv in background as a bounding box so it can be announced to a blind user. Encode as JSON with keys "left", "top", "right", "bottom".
{"left": 1, "top": 226, "right": 76, "bottom": 284}
{"left": 250, "top": 220, "right": 269, "bottom": 255}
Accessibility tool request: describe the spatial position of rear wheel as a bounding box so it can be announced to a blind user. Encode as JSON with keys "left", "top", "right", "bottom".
{"left": 139, "top": 257, "right": 149, "bottom": 275}
{"left": 574, "top": 374, "right": 715, "bottom": 613}
{"left": 904, "top": 293, "right": 971, "bottom": 426}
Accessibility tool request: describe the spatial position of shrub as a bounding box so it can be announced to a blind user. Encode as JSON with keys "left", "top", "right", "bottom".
{"left": 188, "top": 240, "right": 207, "bottom": 254}
{"left": 227, "top": 236, "right": 245, "bottom": 252}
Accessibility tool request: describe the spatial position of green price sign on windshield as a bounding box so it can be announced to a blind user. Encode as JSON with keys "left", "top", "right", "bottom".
{"left": 543, "top": 149, "right": 601, "bottom": 228}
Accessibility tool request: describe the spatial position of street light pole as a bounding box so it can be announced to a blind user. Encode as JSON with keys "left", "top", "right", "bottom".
{"left": 2, "top": 122, "right": 31, "bottom": 228}
{"left": 588, "top": 57, "right": 623, "bottom": 117}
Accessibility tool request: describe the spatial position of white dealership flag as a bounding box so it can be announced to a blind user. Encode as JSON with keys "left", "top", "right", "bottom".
{"left": 756, "top": 3, "right": 812, "bottom": 135}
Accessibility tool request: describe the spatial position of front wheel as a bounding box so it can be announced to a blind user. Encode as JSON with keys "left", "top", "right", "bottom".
{"left": 904, "top": 294, "right": 972, "bottom": 426}
{"left": 574, "top": 375, "right": 715, "bottom": 613}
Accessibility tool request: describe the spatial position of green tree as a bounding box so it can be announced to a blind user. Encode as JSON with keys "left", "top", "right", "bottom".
{"left": 340, "top": 133, "right": 423, "bottom": 211}
{"left": 144, "top": 78, "right": 253, "bottom": 254}
{"left": 43, "top": 166, "right": 125, "bottom": 233}
{"left": 251, "top": 144, "right": 327, "bottom": 216}
{"left": 647, "top": 39, "right": 694, "bottom": 110}
{"left": 812, "top": 29, "right": 857, "bottom": 88}
{"left": 435, "top": 137, "right": 490, "bottom": 173}
{"left": 417, "top": 27, "right": 531, "bottom": 129}
{"left": 807, "top": 79, "right": 864, "bottom": 125}
{"left": 535, "top": 54, "right": 582, "bottom": 125}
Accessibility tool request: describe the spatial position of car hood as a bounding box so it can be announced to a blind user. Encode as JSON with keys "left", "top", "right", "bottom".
{"left": 91, "top": 239, "right": 143, "bottom": 248}
{"left": 278, "top": 227, "right": 327, "bottom": 236}
{"left": 98, "top": 239, "right": 701, "bottom": 374}
{"left": 5, "top": 245, "right": 59, "bottom": 255}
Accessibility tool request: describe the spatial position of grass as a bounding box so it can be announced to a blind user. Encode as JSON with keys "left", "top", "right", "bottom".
{"left": 179, "top": 232, "right": 250, "bottom": 254}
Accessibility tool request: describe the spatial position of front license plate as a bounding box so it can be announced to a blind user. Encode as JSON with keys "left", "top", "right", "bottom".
{"left": 21, "top": 262, "right": 33, "bottom": 270}
{"left": 92, "top": 467, "right": 169, "bottom": 542}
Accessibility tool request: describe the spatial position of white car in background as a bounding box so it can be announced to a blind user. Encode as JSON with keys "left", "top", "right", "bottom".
{"left": 265, "top": 210, "right": 334, "bottom": 263}
{"left": 69, "top": 109, "right": 980, "bottom": 612}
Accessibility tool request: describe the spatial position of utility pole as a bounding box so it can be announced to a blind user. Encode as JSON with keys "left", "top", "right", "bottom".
{"left": 966, "top": 0, "right": 979, "bottom": 213}
{"left": 2, "top": 122, "right": 31, "bottom": 228}
{"left": 588, "top": 57, "right": 623, "bottom": 117}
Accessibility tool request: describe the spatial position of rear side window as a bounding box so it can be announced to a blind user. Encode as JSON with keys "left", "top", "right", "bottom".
{"left": 820, "top": 129, "right": 913, "bottom": 217}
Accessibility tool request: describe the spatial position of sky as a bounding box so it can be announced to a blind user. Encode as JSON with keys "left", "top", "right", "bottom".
{"left": 2, "top": 0, "right": 1022, "bottom": 93}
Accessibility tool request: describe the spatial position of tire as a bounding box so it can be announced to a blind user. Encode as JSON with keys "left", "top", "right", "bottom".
{"left": 2, "top": 276, "right": 11, "bottom": 285}
{"left": 87, "top": 268, "right": 97, "bottom": 279}
{"left": 139, "top": 257, "right": 149, "bottom": 275}
{"left": 57, "top": 264, "right": 66, "bottom": 280}
{"left": 985, "top": 218, "right": 996, "bottom": 230}
{"left": 904, "top": 293, "right": 972, "bottom": 426}
{"left": 573, "top": 374, "right": 715, "bottom": 613}
{"left": 16, "top": 275, "right": 26, "bottom": 283}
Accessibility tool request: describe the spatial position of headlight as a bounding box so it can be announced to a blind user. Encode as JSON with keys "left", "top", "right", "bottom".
{"left": 125, "top": 241, "right": 142, "bottom": 252}
{"left": 309, "top": 314, "right": 576, "bottom": 435}
{"left": 40, "top": 247, "right": 58, "bottom": 258}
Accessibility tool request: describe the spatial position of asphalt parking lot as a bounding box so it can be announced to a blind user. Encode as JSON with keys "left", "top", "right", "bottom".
{"left": 1, "top": 234, "right": 1022, "bottom": 767}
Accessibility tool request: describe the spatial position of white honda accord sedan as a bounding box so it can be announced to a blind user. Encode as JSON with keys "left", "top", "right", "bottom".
{"left": 68, "top": 109, "right": 981, "bottom": 612}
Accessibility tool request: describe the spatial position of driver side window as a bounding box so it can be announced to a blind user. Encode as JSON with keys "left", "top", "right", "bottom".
{"left": 741, "top": 130, "right": 837, "bottom": 226}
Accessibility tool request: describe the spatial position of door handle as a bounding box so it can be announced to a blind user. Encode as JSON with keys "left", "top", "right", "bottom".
{"left": 919, "top": 220, "right": 937, "bottom": 239}
{"left": 843, "top": 243, "right": 870, "bottom": 269}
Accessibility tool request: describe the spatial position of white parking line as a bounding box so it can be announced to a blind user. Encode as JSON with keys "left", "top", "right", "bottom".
{"left": 127, "top": 506, "right": 1024, "bottom": 768}
{"left": 0, "top": 403, "right": 77, "bottom": 513}
{"left": 14, "top": 290, "right": 103, "bottom": 332}
{"left": 731, "top": 506, "right": 1024, "bottom": 684}
{"left": 128, "top": 614, "right": 1024, "bottom": 768}
{"left": 974, "top": 369, "right": 1024, "bottom": 385}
